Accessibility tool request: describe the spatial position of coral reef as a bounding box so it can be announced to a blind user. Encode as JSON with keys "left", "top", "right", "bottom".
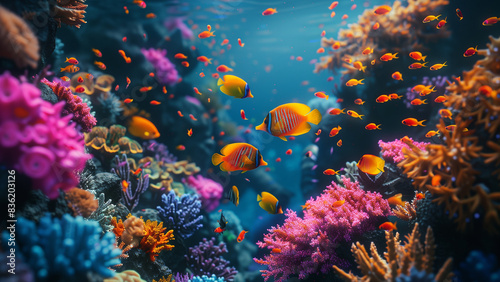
{"left": 85, "top": 125, "right": 143, "bottom": 157}
{"left": 0, "top": 5, "right": 39, "bottom": 69}
{"left": 64, "top": 187, "right": 98, "bottom": 217}
{"left": 157, "top": 190, "right": 204, "bottom": 239}
{"left": 139, "top": 219, "right": 175, "bottom": 262}
{"left": 41, "top": 78, "right": 97, "bottom": 132}
{"left": 52, "top": 0, "right": 88, "bottom": 28}
{"left": 191, "top": 274, "right": 226, "bottom": 282}
{"left": 164, "top": 17, "right": 194, "bottom": 40}
{"left": 184, "top": 175, "right": 223, "bottom": 212}
{"left": 111, "top": 154, "right": 149, "bottom": 211}
{"left": 88, "top": 192, "right": 116, "bottom": 232}
{"left": 378, "top": 138, "right": 430, "bottom": 164}
{"left": 457, "top": 250, "right": 500, "bottom": 281}
{"left": 141, "top": 48, "right": 179, "bottom": 86}
{"left": 104, "top": 270, "right": 146, "bottom": 282}
{"left": 333, "top": 224, "right": 453, "bottom": 281}
{"left": 404, "top": 76, "right": 449, "bottom": 108}
{"left": 254, "top": 176, "right": 392, "bottom": 281}
{"left": 142, "top": 140, "right": 178, "bottom": 164}
{"left": 2, "top": 214, "right": 121, "bottom": 281}
{"left": 0, "top": 72, "right": 89, "bottom": 199}
{"left": 186, "top": 237, "right": 237, "bottom": 281}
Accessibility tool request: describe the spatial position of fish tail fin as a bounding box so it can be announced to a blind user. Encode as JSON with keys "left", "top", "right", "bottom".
{"left": 419, "top": 120, "right": 426, "bottom": 126}
{"left": 341, "top": 108, "right": 346, "bottom": 114}
{"left": 60, "top": 67, "right": 65, "bottom": 72}
{"left": 306, "top": 109, "right": 322, "bottom": 125}
{"left": 377, "top": 124, "right": 382, "bottom": 130}
{"left": 325, "top": 95, "right": 329, "bottom": 100}
{"left": 393, "top": 52, "right": 399, "bottom": 59}
{"left": 359, "top": 79, "right": 365, "bottom": 84}
{"left": 361, "top": 66, "right": 366, "bottom": 72}
{"left": 207, "top": 58, "right": 212, "bottom": 64}
{"left": 217, "top": 78, "right": 224, "bottom": 86}
{"left": 422, "top": 55, "right": 427, "bottom": 61}
{"left": 359, "top": 115, "right": 364, "bottom": 120}
{"left": 65, "top": 57, "right": 69, "bottom": 62}
{"left": 422, "top": 62, "right": 428, "bottom": 67}
{"left": 443, "top": 61, "right": 447, "bottom": 66}
{"left": 212, "top": 153, "right": 224, "bottom": 166}
{"left": 436, "top": 14, "right": 441, "bottom": 19}
{"left": 257, "top": 194, "right": 262, "bottom": 201}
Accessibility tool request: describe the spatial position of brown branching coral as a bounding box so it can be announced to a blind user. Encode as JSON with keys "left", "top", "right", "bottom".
{"left": 393, "top": 200, "right": 417, "bottom": 222}
{"left": 397, "top": 36, "right": 500, "bottom": 233}
{"left": 333, "top": 224, "right": 453, "bottom": 281}
{"left": 53, "top": 0, "right": 88, "bottom": 28}
{"left": 85, "top": 125, "right": 143, "bottom": 156}
{"left": 314, "top": 0, "right": 449, "bottom": 76}
{"left": 0, "top": 5, "right": 39, "bottom": 69}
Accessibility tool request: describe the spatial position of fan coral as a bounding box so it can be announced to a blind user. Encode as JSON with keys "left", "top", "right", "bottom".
{"left": 111, "top": 154, "right": 149, "bottom": 211}
{"left": 333, "top": 224, "right": 453, "bottom": 281}
{"left": 141, "top": 48, "right": 179, "bottom": 86}
{"left": 85, "top": 125, "right": 143, "bottom": 156}
{"left": 184, "top": 175, "right": 223, "bottom": 212}
{"left": 139, "top": 219, "right": 175, "bottom": 262}
{"left": 185, "top": 237, "right": 237, "bottom": 281}
{"left": 52, "top": 0, "right": 88, "bottom": 28}
{"left": 41, "top": 78, "right": 97, "bottom": 132}
{"left": 0, "top": 6, "right": 39, "bottom": 69}
{"left": 104, "top": 270, "right": 146, "bottom": 282}
{"left": 64, "top": 187, "right": 98, "bottom": 217}
{"left": 254, "top": 176, "right": 392, "bottom": 281}
{"left": 2, "top": 214, "right": 121, "bottom": 281}
{"left": 378, "top": 138, "right": 430, "bottom": 163}
{"left": 0, "top": 72, "right": 89, "bottom": 199}
{"left": 157, "top": 190, "right": 203, "bottom": 239}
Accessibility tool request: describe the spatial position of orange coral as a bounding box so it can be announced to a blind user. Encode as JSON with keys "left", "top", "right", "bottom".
{"left": 53, "top": 0, "right": 87, "bottom": 28}
{"left": 111, "top": 217, "right": 125, "bottom": 238}
{"left": 65, "top": 187, "right": 98, "bottom": 217}
{"left": 84, "top": 125, "right": 143, "bottom": 156}
{"left": 0, "top": 6, "right": 39, "bottom": 69}
{"left": 393, "top": 200, "right": 417, "bottom": 222}
{"left": 122, "top": 216, "right": 145, "bottom": 247}
{"left": 152, "top": 275, "right": 173, "bottom": 282}
{"left": 333, "top": 224, "right": 453, "bottom": 281}
{"left": 139, "top": 220, "right": 175, "bottom": 262}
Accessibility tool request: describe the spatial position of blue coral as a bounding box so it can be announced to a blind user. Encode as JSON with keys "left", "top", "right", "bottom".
{"left": 157, "top": 190, "right": 203, "bottom": 239}
{"left": 457, "top": 250, "right": 500, "bottom": 282}
{"left": 190, "top": 274, "right": 226, "bottom": 282}
{"left": 395, "top": 267, "right": 435, "bottom": 282}
{"left": 2, "top": 214, "right": 121, "bottom": 281}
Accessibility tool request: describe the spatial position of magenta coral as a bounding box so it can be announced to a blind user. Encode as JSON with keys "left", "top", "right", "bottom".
{"left": 41, "top": 78, "right": 96, "bottom": 132}
{"left": 0, "top": 72, "right": 89, "bottom": 199}
{"left": 378, "top": 138, "right": 430, "bottom": 163}
{"left": 253, "top": 176, "right": 392, "bottom": 282}
{"left": 141, "top": 48, "right": 179, "bottom": 86}
{"left": 164, "top": 17, "right": 194, "bottom": 40}
{"left": 183, "top": 175, "right": 223, "bottom": 212}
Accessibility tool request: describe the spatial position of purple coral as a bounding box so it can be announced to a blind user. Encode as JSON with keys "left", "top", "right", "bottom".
{"left": 185, "top": 237, "right": 237, "bottom": 282}
{"left": 378, "top": 138, "right": 430, "bottom": 163}
{"left": 253, "top": 176, "right": 392, "bottom": 282}
{"left": 40, "top": 78, "right": 96, "bottom": 132}
{"left": 142, "top": 140, "right": 177, "bottom": 164}
{"left": 0, "top": 72, "right": 89, "bottom": 199}
{"left": 404, "top": 75, "right": 449, "bottom": 108}
{"left": 157, "top": 190, "right": 203, "bottom": 239}
{"left": 111, "top": 154, "right": 149, "bottom": 211}
{"left": 141, "top": 48, "right": 179, "bottom": 86}
{"left": 164, "top": 17, "right": 194, "bottom": 40}
{"left": 183, "top": 175, "right": 223, "bottom": 212}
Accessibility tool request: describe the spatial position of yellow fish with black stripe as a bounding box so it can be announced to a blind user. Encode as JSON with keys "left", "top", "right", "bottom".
{"left": 255, "top": 103, "right": 322, "bottom": 141}
{"left": 224, "top": 185, "right": 240, "bottom": 207}
{"left": 257, "top": 192, "right": 283, "bottom": 214}
{"left": 217, "top": 75, "right": 253, "bottom": 99}
{"left": 212, "top": 143, "right": 267, "bottom": 172}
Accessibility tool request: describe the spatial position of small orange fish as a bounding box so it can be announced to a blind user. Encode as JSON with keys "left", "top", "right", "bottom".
{"left": 330, "top": 11, "right": 336, "bottom": 18}
{"left": 60, "top": 65, "right": 80, "bottom": 73}
{"left": 353, "top": 61, "right": 366, "bottom": 72}
{"left": 118, "top": 50, "right": 131, "bottom": 63}
{"left": 140, "top": 86, "right": 152, "bottom": 92}
{"left": 332, "top": 199, "right": 345, "bottom": 208}
{"left": 436, "top": 17, "right": 447, "bottom": 29}
{"left": 74, "top": 86, "right": 85, "bottom": 93}
{"left": 439, "top": 109, "right": 453, "bottom": 119}
{"left": 276, "top": 157, "right": 281, "bottom": 162}
{"left": 214, "top": 227, "right": 225, "bottom": 234}
{"left": 148, "top": 72, "right": 155, "bottom": 77}
{"left": 387, "top": 193, "right": 404, "bottom": 206}
{"left": 463, "top": 46, "right": 478, "bottom": 57}
{"left": 409, "top": 51, "right": 427, "bottom": 61}
{"left": 379, "top": 221, "right": 397, "bottom": 231}
{"left": 371, "top": 59, "right": 376, "bottom": 65}
{"left": 372, "top": 22, "right": 380, "bottom": 30}
{"left": 483, "top": 17, "right": 500, "bottom": 26}
{"left": 402, "top": 118, "right": 426, "bottom": 126}
{"left": 337, "top": 139, "right": 342, "bottom": 147}
{"left": 329, "top": 108, "right": 345, "bottom": 115}
{"left": 315, "top": 129, "right": 322, "bottom": 135}
{"left": 176, "top": 145, "right": 186, "bottom": 151}
{"left": 182, "top": 61, "right": 190, "bottom": 67}
{"left": 187, "top": 128, "right": 193, "bottom": 136}
{"left": 341, "top": 14, "right": 348, "bottom": 20}
{"left": 376, "top": 95, "right": 391, "bottom": 103}
{"left": 365, "top": 123, "right": 381, "bottom": 130}
{"left": 216, "top": 65, "right": 233, "bottom": 72}
{"left": 237, "top": 230, "right": 248, "bottom": 242}
{"left": 314, "top": 91, "right": 329, "bottom": 100}
{"left": 197, "top": 56, "right": 213, "bottom": 64}
{"left": 329, "top": 1, "right": 338, "bottom": 9}
{"left": 86, "top": 73, "right": 94, "bottom": 80}
{"left": 380, "top": 52, "right": 398, "bottom": 61}
{"left": 391, "top": 71, "right": 403, "bottom": 81}
{"left": 332, "top": 42, "right": 341, "bottom": 50}
{"left": 445, "top": 125, "right": 457, "bottom": 132}
{"left": 193, "top": 87, "right": 202, "bottom": 95}
{"left": 212, "top": 73, "right": 220, "bottom": 79}
{"left": 124, "top": 98, "right": 133, "bottom": 103}
{"left": 65, "top": 57, "right": 79, "bottom": 64}
{"left": 177, "top": 111, "right": 183, "bottom": 117}
{"left": 122, "top": 180, "right": 129, "bottom": 192}
{"left": 150, "top": 100, "right": 161, "bottom": 105}
{"left": 354, "top": 98, "right": 365, "bottom": 105}
{"left": 362, "top": 47, "right": 373, "bottom": 55}
{"left": 323, "top": 169, "right": 340, "bottom": 175}
{"left": 423, "top": 14, "right": 441, "bottom": 23}
{"left": 329, "top": 126, "right": 342, "bottom": 137}
{"left": 262, "top": 8, "right": 277, "bottom": 16}
{"left": 430, "top": 62, "right": 447, "bottom": 71}
{"left": 478, "top": 85, "right": 494, "bottom": 97}
{"left": 373, "top": 5, "right": 392, "bottom": 15}
{"left": 199, "top": 25, "right": 215, "bottom": 39}
{"left": 126, "top": 77, "right": 131, "bottom": 89}
{"left": 122, "top": 37, "right": 127, "bottom": 42}
{"left": 416, "top": 193, "right": 425, "bottom": 200}
{"left": 146, "top": 13, "right": 156, "bottom": 19}
{"left": 411, "top": 98, "right": 427, "bottom": 105}
{"left": 425, "top": 130, "right": 440, "bottom": 138}
{"left": 199, "top": 72, "right": 205, "bottom": 77}
{"left": 77, "top": 76, "right": 84, "bottom": 83}
{"left": 174, "top": 53, "right": 188, "bottom": 59}
{"left": 271, "top": 248, "right": 282, "bottom": 253}
{"left": 285, "top": 149, "right": 292, "bottom": 155}
{"left": 237, "top": 38, "right": 244, "bottom": 47}
{"left": 92, "top": 48, "right": 102, "bottom": 57}
{"left": 408, "top": 62, "right": 428, "bottom": 69}
{"left": 317, "top": 47, "right": 325, "bottom": 53}
{"left": 388, "top": 93, "right": 403, "bottom": 100}
{"left": 240, "top": 109, "right": 248, "bottom": 120}
{"left": 60, "top": 76, "right": 70, "bottom": 81}
{"left": 321, "top": 30, "right": 326, "bottom": 37}
{"left": 345, "top": 79, "right": 364, "bottom": 87}
{"left": 94, "top": 61, "right": 106, "bottom": 70}
{"left": 347, "top": 110, "right": 364, "bottom": 119}
{"left": 343, "top": 57, "right": 353, "bottom": 64}
{"left": 221, "top": 39, "right": 229, "bottom": 46}
{"left": 187, "top": 114, "right": 196, "bottom": 121}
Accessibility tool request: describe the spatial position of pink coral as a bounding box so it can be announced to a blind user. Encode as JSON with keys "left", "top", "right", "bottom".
{"left": 253, "top": 176, "right": 392, "bottom": 281}
{"left": 41, "top": 78, "right": 96, "bottom": 133}
{"left": 183, "top": 175, "right": 223, "bottom": 212}
{"left": 164, "top": 17, "right": 194, "bottom": 40}
{"left": 141, "top": 48, "right": 179, "bottom": 86}
{"left": 0, "top": 72, "right": 89, "bottom": 199}
{"left": 378, "top": 138, "right": 429, "bottom": 163}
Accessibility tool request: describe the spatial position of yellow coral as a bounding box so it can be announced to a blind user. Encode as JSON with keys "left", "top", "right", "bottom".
{"left": 152, "top": 275, "right": 173, "bottom": 282}
{"left": 139, "top": 220, "right": 175, "bottom": 262}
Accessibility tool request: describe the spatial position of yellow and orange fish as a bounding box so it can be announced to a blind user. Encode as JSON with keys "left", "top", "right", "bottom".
{"left": 357, "top": 154, "right": 385, "bottom": 175}
{"left": 237, "top": 230, "right": 248, "bottom": 242}
{"left": 314, "top": 91, "right": 329, "bottom": 100}
{"left": 238, "top": 38, "right": 244, "bottom": 47}
{"left": 365, "top": 123, "right": 381, "bottom": 130}
{"left": 60, "top": 65, "right": 80, "bottom": 73}
{"left": 332, "top": 200, "right": 345, "bottom": 208}
{"left": 391, "top": 71, "right": 403, "bottom": 81}
{"left": 347, "top": 110, "right": 364, "bottom": 119}
{"left": 409, "top": 51, "right": 427, "bottom": 61}
{"left": 329, "top": 126, "right": 342, "bottom": 137}
{"left": 345, "top": 78, "right": 364, "bottom": 86}
{"left": 422, "top": 14, "right": 441, "bottom": 23}
{"left": 411, "top": 98, "right": 427, "bottom": 105}
{"left": 425, "top": 130, "right": 440, "bottom": 138}
{"left": 439, "top": 109, "right": 453, "bottom": 119}
{"left": 174, "top": 53, "right": 188, "bottom": 59}
{"left": 198, "top": 25, "right": 215, "bottom": 39}
{"left": 94, "top": 61, "right": 106, "bottom": 70}
{"left": 430, "top": 62, "right": 447, "bottom": 71}
{"left": 373, "top": 22, "right": 380, "bottom": 30}
{"left": 376, "top": 95, "right": 391, "bottom": 103}
{"left": 255, "top": 103, "right": 322, "bottom": 141}
{"left": 323, "top": 169, "right": 340, "bottom": 175}
{"left": 217, "top": 65, "right": 233, "bottom": 72}
{"left": 389, "top": 93, "right": 403, "bottom": 100}
{"left": 262, "top": 8, "right": 277, "bottom": 16}
{"left": 380, "top": 52, "right": 398, "bottom": 61}
{"left": 257, "top": 192, "right": 283, "bottom": 214}
{"left": 212, "top": 143, "right": 267, "bottom": 172}
{"left": 353, "top": 61, "right": 367, "bottom": 72}
{"left": 379, "top": 221, "right": 397, "bottom": 231}
{"left": 337, "top": 139, "right": 342, "bottom": 147}
{"left": 373, "top": 5, "right": 392, "bottom": 15}
{"left": 187, "top": 128, "right": 193, "bottom": 136}
{"left": 65, "top": 57, "right": 79, "bottom": 64}
{"left": 387, "top": 193, "right": 404, "bottom": 206}
{"left": 436, "top": 17, "right": 447, "bottom": 29}
{"left": 463, "top": 46, "right": 478, "bottom": 57}
{"left": 329, "top": 108, "right": 345, "bottom": 115}
{"left": 408, "top": 62, "right": 428, "bottom": 69}
{"left": 92, "top": 48, "right": 102, "bottom": 57}
{"left": 362, "top": 47, "right": 374, "bottom": 55}
{"left": 128, "top": 116, "right": 160, "bottom": 139}
{"left": 402, "top": 118, "right": 426, "bottom": 127}
{"left": 354, "top": 98, "right": 365, "bottom": 105}
{"left": 197, "top": 56, "right": 212, "bottom": 64}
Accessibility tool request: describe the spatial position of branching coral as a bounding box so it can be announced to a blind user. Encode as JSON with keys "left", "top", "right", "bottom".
{"left": 378, "top": 138, "right": 430, "bottom": 164}
{"left": 41, "top": 78, "right": 97, "bottom": 132}
{"left": 65, "top": 187, "right": 98, "bottom": 217}
{"left": 157, "top": 190, "right": 203, "bottom": 239}
{"left": 111, "top": 154, "right": 149, "bottom": 211}
{"left": 253, "top": 176, "right": 392, "bottom": 281}
{"left": 0, "top": 5, "right": 39, "bottom": 69}
{"left": 85, "top": 125, "right": 143, "bottom": 156}
{"left": 141, "top": 48, "right": 179, "bottom": 86}
{"left": 184, "top": 175, "right": 223, "bottom": 212}
{"left": 0, "top": 72, "right": 89, "bottom": 199}
{"left": 333, "top": 224, "right": 453, "bottom": 281}
{"left": 139, "top": 219, "right": 175, "bottom": 262}
{"left": 185, "top": 237, "right": 237, "bottom": 281}
{"left": 52, "top": 0, "right": 88, "bottom": 28}
{"left": 88, "top": 192, "right": 116, "bottom": 232}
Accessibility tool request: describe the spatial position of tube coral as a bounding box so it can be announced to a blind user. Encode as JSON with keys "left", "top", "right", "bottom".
{"left": 156, "top": 190, "right": 203, "bottom": 239}
{"left": 141, "top": 48, "right": 179, "bottom": 86}
{"left": 0, "top": 72, "right": 89, "bottom": 199}
{"left": 183, "top": 175, "right": 223, "bottom": 212}
{"left": 185, "top": 237, "right": 237, "bottom": 281}
{"left": 253, "top": 176, "right": 392, "bottom": 281}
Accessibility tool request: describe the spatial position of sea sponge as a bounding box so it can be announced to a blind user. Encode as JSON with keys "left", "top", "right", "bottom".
{"left": 122, "top": 216, "right": 145, "bottom": 247}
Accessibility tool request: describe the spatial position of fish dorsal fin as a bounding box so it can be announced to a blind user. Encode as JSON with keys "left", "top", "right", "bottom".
{"left": 280, "top": 103, "right": 311, "bottom": 116}
{"left": 220, "top": 143, "right": 246, "bottom": 156}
